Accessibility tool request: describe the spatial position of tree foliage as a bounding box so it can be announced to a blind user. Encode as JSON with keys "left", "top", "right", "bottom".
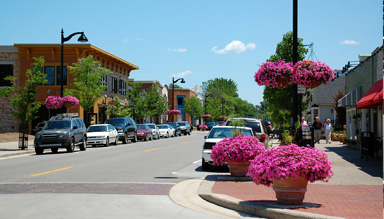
{"left": 202, "top": 78, "right": 238, "bottom": 98}
{"left": 0, "top": 57, "right": 47, "bottom": 124}
{"left": 183, "top": 96, "right": 203, "bottom": 120}
{"left": 125, "top": 81, "right": 145, "bottom": 122}
{"left": 106, "top": 96, "right": 131, "bottom": 118}
{"left": 144, "top": 84, "right": 168, "bottom": 122}
{"left": 65, "top": 55, "right": 111, "bottom": 113}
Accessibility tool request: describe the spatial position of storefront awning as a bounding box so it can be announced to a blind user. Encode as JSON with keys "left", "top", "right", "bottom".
{"left": 356, "top": 79, "right": 383, "bottom": 109}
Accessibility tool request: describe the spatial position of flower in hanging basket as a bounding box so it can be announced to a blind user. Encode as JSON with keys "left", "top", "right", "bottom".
{"left": 254, "top": 60, "right": 293, "bottom": 88}
{"left": 202, "top": 114, "right": 212, "bottom": 118}
{"left": 61, "top": 95, "right": 79, "bottom": 108}
{"left": 45, "top": 96, "right": 63, "bottom": 109}
{"left": 199, "top": 125, "right": 208, "bottom": 130}
{"left": 247, "top": 144, "right": 334, "bottom": 187}
{"left": 166, "top": 109, "right": 181, "bottom": 115}
{"left": 211, "top": 135, "right": 265, "bottom": 166}
{"left": 219, "top": 116, "right": 227, "bottom": 121}
{"left": 292, "top": 60, "right": 335, "bottom": 88}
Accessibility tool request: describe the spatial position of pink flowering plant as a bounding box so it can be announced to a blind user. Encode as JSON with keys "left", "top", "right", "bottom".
{"left": 219, "top": 116, "right": 227, "bottom": 121}
{"left": 199, "top": 125, "right": 208, "bottom": 130}
{"left": 247, "top": 144, "right": 334, "bottom": 187}
{"left": 211, "top": 135, "right": 265, "bottom": 166}
{"left": 254, "top": 60, "right": 293, "bottom": 88}
{"left": 202, "top": 114, "right": 212, "bottom": 118}
{"left": 62, "top": 95, "right": 79, "bottom": 108}
{"left": 45, "top": 96, "right": 63, "bottom": 109}
{"left": 166, "top": 109, "right": 181, "bottom": 115}
{"left": 292, "top": 60, "right": 335, "bottom": 87}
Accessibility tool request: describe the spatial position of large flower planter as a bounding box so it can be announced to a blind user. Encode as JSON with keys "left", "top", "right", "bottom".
{"left": 331, "top": 134, "right": 339, "bottom": 141}
{"left": 340, "top": 136, "right": 347, "bottom": 144}
{"left": 227, "top": 161, "right": 250, "bottom": 177}
{"left": 273, "top": 176, "right": 309, "bottom": 205}
{"left": 64, "top": 102, "right": 74, "bottom": 108}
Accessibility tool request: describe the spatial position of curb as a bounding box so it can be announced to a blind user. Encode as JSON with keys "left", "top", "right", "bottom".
{"left": 0, "top": 150, "right": 35, "bottom": 158}
{"left": 198, "top": 176, "right": 345, "bottom": 219}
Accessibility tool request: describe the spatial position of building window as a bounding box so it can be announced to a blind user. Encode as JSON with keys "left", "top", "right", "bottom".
{"left": 101, "top": 75, "right": 107, "bottom": 91}
{"left": 177, "top": 96, "right": 184, "bottom": 106}
{"left": 0, "top": 64, "right": 13, "bottom": 87}
{"left": 56, "top": 66, "right": 67, "bottom": 86}
{"left": 119, "top": 80, "right": 127, "bottom": 95}
{"left": 111, "top": 76, "right": 117, "bottom": 93}
{"left": 44, "top": 66, "right": 55, "bottom": 85}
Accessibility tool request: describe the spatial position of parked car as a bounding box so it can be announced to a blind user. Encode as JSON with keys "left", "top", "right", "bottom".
{"left": 218, "top": 121, "right": 226, "bottom": 126}
{"left": 226, "top": 117, "right": 270, "bottom": 147}
{"left": 87, "top": 124, "right": 118, "bottom": 147}
{"left": 202, "top": 126, "right": 254, "bottom": 170}
{"left": 105, "top": 117, "right": 137, "bottom": 144}
{"left": 147, "top": 123, "right": 160, "bottom": 140}
{"left": 157, "top": 124, "right": 175, "bottom": 138}
{"left": 136, "top": 124, "right": 153, "bottom": 141}
{"left": 34, "top": 113, "right": 87, "bottom": 154}
{"left": 177, "top": 121, "right": 191, "bottom": 135}
{"left": 166, "top": 122, "right": 181, "bottom": 136}
{"left": 206, "top": 121, "right": 218, "bottom": 131}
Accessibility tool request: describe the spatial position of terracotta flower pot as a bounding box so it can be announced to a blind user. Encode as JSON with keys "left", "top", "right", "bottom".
{"left": 331, "top": 134, "right": 339, "bottom": 141}
{"left": 64, "top": 102, "right": 72, "bottom": 108}
{"left": 273, "top": 176, "right": 309, "bottom": 205}
{"left": 227, "top": 161, "right": 250, "bottom": 177}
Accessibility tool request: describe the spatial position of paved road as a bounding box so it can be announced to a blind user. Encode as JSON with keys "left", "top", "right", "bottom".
{"left": 0, "top": 131, "right": 261, "bottom": 219}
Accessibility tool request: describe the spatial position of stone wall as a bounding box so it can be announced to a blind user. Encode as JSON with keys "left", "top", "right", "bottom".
{"left": 0, "top": 46, "right": 19, "bottom": 133}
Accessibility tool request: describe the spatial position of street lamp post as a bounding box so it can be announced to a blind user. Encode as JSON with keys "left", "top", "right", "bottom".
{"left": 172, "top": 77, "right": 185, "bottom": 122}
{"left": 60, "top": 28, "right": 88, "bottom": 98}
{"left": 204, "top": 93, "right": 213, "bottom": 115}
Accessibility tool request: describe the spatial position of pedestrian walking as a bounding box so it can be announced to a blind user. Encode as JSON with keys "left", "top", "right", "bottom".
{"left": 312, "top": 116, "right": 322, "bottom": 144}
{"left": 301, "top": 117, "right": 308, "bottom": 131}
{"left": 323, "top": 119, "right": 333, "bottom": 144}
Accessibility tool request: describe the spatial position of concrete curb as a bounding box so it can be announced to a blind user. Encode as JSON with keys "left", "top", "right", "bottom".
{"left": 198, "top": 176, "right": 345, "bottom": 219}
{"left": 0, "top": 150, "right": 34, "bottom": 158}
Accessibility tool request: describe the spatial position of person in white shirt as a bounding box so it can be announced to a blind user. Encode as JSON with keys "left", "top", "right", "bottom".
{"left": 323, "top": 119, "right": 333, "bottom": 144}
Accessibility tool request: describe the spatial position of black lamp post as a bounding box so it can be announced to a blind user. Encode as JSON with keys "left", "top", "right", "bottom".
{"left": 204, "top": 93, "right": 213, "bottom": 115}
{"left": 221, "top": 98, "right": 227, "bottom": 116}
{"left": 171, "top": 77, "right": 185, "bottom": 122}
{"left": 60, "top": 28, "right": 88, "bottom": 97}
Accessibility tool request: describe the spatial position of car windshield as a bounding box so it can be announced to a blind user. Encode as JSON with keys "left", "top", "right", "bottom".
{"left": 167, "top": 123, "right": 177, "bottom": 128}
{"left": 105, "top": 119, "right": 125, "bottom": 126}
{"left": 157, "top": 125, "right": 167, "bottom": 129}
{"left": 87, "top": 126, "right": 107, "bottom": 132}
{"left": 44, "top": 121, "right": 71, "bottom": 130}
{"left": 177, "top": 122, "right": 186, "bottom": 126}
{"left": 207, "top": 128, "right": 253, "bottom": 139}
{"left": 147, "top": 125, "right": 155, "bottom": 129}
{"left": 137, "top": 125, "right": 146, "bottom": 130}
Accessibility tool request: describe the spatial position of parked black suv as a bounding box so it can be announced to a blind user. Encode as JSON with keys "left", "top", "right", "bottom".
{"left": 177, "top": 121, "right": 191, "bottom": 135}
{"left": 105, "top": 117, "right": 137, "bottom": 144}
{"left": 34, "top": 113, "right": 87, "bottom": 154}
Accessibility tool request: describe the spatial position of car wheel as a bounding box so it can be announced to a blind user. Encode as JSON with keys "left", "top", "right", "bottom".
{"left": 123, "top": 133, "right": 128, "bottom": 144}
{"left": 105, "top": 137, "right": 109, "bottom": 147}
{"left": 132, "top": 133, "right": 137, "bottom": 143}
{"left": 144, "top": 134, "right": 148, "bottom": 141}
{"left": 114, "top": 137, "right": 118, "bottom": 145}
{"left": 35, "top": 145, "right": 44, "bottom": 155}
{"left": 67, "top": 137, "right": 76, "bottom": 153}
{"left": 79, "top": 137, "right": 87, "bottom": 151}
{"left": 188, "top": 131, "right": 191, "bottom": 135}
{"left": 178, "top": 131, "right": 182, "bottom": 136}
{"left": 202, "top": 158, "right": 210, "bottom": 171}
{"left": 166, "top": 132, "right": 169, "bottom": 138}
{"left": 51, "top": 148, "right": 58, "bottom": 153}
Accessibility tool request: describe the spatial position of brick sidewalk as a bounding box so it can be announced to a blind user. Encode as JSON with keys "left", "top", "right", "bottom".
{"left": 212, "top": 181, "right": 383, "bottom": 219}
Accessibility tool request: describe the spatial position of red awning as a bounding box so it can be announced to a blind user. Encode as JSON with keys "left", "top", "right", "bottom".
{"left": 356, "top": 79, "right": 383, "bottom": 109}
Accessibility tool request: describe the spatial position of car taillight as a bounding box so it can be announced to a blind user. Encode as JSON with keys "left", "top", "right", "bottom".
{"left": 261, "top": 134, "right": 266, "bottom": 142}
{"left": 203, "top": 142, "right": 216, "bottom": 149}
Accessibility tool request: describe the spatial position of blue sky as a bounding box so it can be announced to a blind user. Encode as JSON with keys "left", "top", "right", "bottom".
{"left": 1, "top": 0, "right": 382, "bottom": 106}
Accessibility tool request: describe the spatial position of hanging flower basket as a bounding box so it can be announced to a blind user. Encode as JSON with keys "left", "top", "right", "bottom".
{"left": 254, "top": 60, "right": 293, "bottom": 89}
{"left": 45, "top": 96, "right": 63, "bottom": 109}
{"left": 211, "top": 135, "right": 265, "bottom": 176}
{"left": 219, "top": 116, "right": 227, "bottom": 121}
{"left": 292, "top": 60, "right": 335, "bottom": 88}
{"left": 166, "top": 109, "right": 181, "bottom": 115}
{"left": 199, "top": 125, "right": 208, "bottom": 131}
{"left": 202, "top": 114, "right": 212, "bottom": 119}
{"left": 62, "top": 95, "right": 79, "bottom": 108}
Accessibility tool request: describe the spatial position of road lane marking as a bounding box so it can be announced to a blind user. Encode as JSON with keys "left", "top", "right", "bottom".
{"left": 31, "top": 166, "right": 73, "bottom": 177}
{"left": 145, "top": 148, "right": 158, "bottom": 152}
{"left": 193, "top": 159, "right": 202, "bottom": 164}
{"left": 181, "top": 141, "right": 189, "bottom": 144}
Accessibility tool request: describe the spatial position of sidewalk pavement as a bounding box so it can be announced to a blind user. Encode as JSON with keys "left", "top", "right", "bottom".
{"left": 198, "top": 139, "right": 383, "bottom": 219}
{"left": 0, "top": 140, "right": 35, "bottom": 158}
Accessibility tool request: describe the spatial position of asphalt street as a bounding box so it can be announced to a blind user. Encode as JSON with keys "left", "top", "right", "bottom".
{"left": 0, "top": 131, "right": 262, "bottom": 219}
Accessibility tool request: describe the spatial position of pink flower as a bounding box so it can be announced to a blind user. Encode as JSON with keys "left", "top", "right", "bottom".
{"left": 211, "top": 135, "right": 265, "bottom": 166}
{"left": 292, "top": 60, "right": 335, "bottom": 87}
{"left": 247, "top": 144, "right": 334, "bottom": 187}
{"left": 199, "top": 125, "right": 208, "bottom": 130}
{"left": 202, "top": 114, "right": 212, "bottom": 118}
{"left": 254, "top": 60, "right": 293, "bottom": 88}
{"left": 45, "top": 96, "right": 63, "bottom": 109}
{"left": 62, "top": 95, "right": 79, "bottom": 108}
{"left": 166, "top": 110, "right": 181, "bottom": 115}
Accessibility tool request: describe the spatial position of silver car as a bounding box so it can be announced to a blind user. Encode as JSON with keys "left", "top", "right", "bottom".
{"left": 202, "top": 126, "right": 254, "bottom": 171}
{"left": 147, "top": 123, "right": 160, "bottom": 140}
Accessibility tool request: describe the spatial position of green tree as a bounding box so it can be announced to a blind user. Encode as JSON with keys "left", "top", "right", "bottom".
{"left": 125, "top": 81, "right": 145, "bottom": 122}
{"left": 183, "top": 96, "right": 203, "bottom": 124}
{"left": 65, "top": 55, "right": 111, "bottom": 126}
{"left": 263, "top": 31, "right": 308, "bottom": 126}
{"left": 0, "top": 57, "right": 47, "bottom": 148}
{"left": 168, "top": 83, "right": 184, "bottom": 89}
{"left": 144, "top": 84, "right": 168, "bottom": 123}
{"left": 202, "top": 78, "right": 238, "bottom": 98}
{"left": 106, "top": 96, "right": 131, "bottom": 118}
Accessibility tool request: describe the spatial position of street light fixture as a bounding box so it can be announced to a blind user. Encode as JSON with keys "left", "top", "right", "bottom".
{"left": 60, "top": 28, "right": 88, "bottom": 97}
{"left": 204, "top": 93, "right": 213, "bottom": 115}
{"left": 171, "top": 77, "right": 185, "bottom": 110}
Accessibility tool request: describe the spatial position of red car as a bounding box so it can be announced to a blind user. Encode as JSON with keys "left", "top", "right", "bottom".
{"left": 136, "top": 124, "right": 153, "bottom": 141}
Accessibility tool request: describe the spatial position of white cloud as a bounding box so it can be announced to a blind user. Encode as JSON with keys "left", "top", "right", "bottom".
{"left": 122, "top": 38, "right": 129, "bottom": 43}
{"left": 211, "top": 40, "right": 256, "bottom": 54}
{"left": 340, "top": 39, "right": 360, "bottom": 45}
{"left": 172, "top": 70, "right": 192, "bottom": 78}
{"left": 167, "top": 48, "right": 187, "bottom": 53}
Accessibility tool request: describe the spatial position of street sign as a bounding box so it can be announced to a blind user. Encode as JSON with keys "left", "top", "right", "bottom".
{"left": 297, "top": 85, "right": 306, "bottom": 94}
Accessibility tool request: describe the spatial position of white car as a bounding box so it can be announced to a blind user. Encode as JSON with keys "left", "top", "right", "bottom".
{"left": 157, "top": 124, "right": 175, "bottom": 138}
{"left": 147, "top": 123, "right": 160, "bottom": 140}
{"left": 202, "top": 126, "right": 254, "bottom": 171}
{"left": 87, "top": 124, "right": 118, "bottom": 147}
